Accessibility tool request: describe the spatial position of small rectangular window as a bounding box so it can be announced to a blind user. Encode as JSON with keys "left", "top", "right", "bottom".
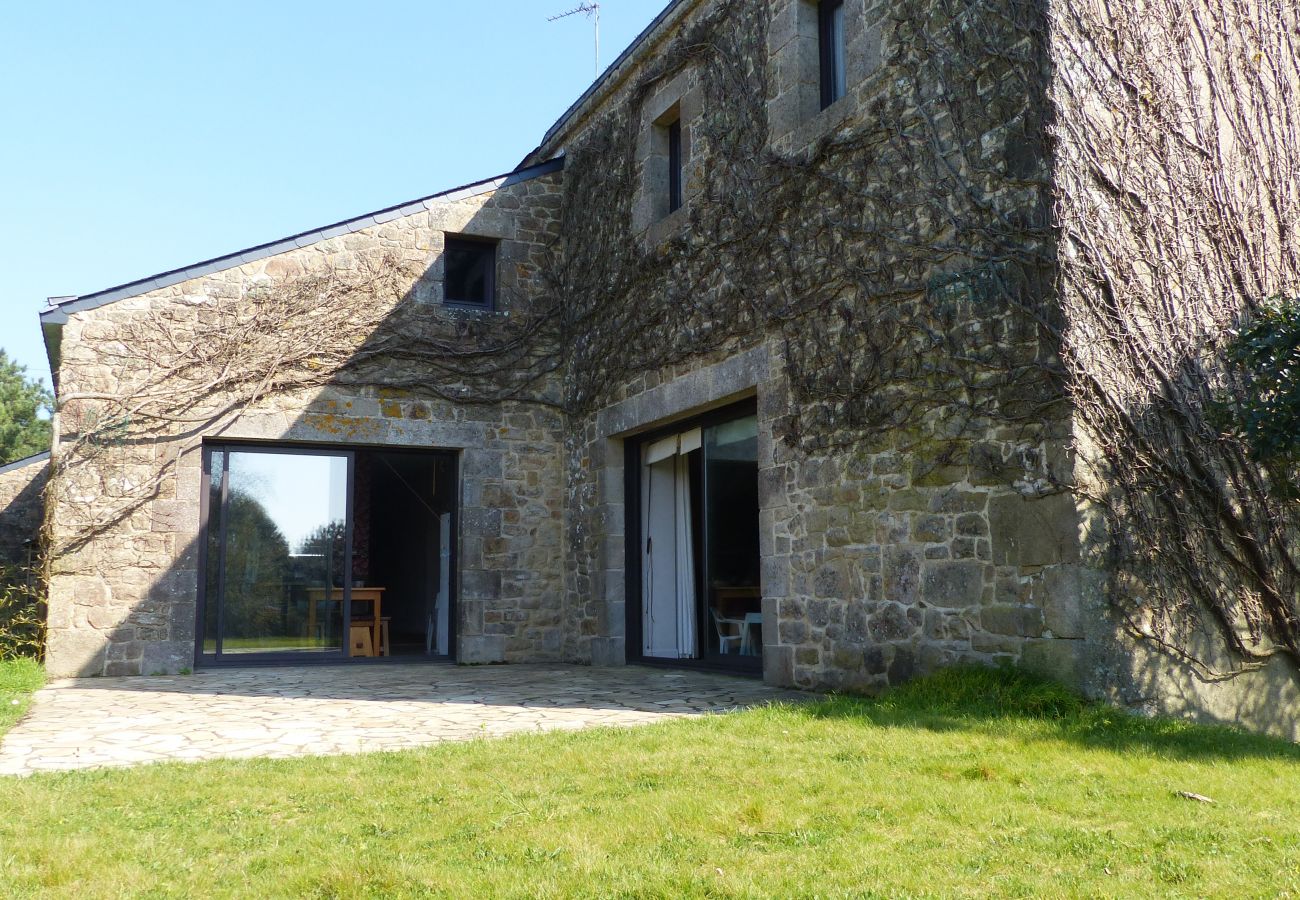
{"left": 444, "top": 237, "right": 495, "bottom": 309}
{"left": 819, "top": 0, "right": 846, "bottom": 110}
{"left": 667, "top": 118, "right": 683, "bottom": 213}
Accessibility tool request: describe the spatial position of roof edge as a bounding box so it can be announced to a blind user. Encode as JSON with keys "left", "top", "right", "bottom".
{"left": 522, "top": 0, "right": 702, "bottom": 166}
{"left": 0, "top": 451, "right": 51, "bottom": 477}
{"left": 40, "top": 156, "right": 565, "bottom": 325}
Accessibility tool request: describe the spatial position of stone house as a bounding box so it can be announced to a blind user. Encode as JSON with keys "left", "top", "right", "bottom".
{"left": 0, "top": 453, "right": 47, "bottom": 572}
{"left": 3, "top": 0, "right": 1296, "bottom": 735}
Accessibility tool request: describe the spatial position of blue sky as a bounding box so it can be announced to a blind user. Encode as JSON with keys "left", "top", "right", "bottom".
{"left": 0, "top": 1, "right": 665, "bottom": 388}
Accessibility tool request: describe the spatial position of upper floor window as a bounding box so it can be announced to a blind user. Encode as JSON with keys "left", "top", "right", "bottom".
{"left": 633, "top": 68, "right": 697, "bottom": 237}
{"left": 444, "top": 236, "right": 496, "bottom": 309}
{"left": 819, "top": 0, "right": 847, "bottom": 109}
{"left": 667, "top": 116, "right": 684, "bottom": 214}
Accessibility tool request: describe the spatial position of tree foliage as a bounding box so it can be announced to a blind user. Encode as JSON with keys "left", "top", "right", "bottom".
{"left": 0, "top": 351, "right": 51, "bottom": 466}
{"left": 1220, "top": 297, "right": 1300, "bottom": 477}
{"left": 1056, "top": 0, "right": 1300, "bottom": 677}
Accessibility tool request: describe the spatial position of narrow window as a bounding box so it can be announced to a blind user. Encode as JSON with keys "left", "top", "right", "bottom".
{"left": 444, "top": 237, "right": 496, "bottom": 309}
{"left": 819, "top": 0, "right": 847, "bottom": 110}
{"left": 667, "top": 117, "right": 684, "bottom": 213}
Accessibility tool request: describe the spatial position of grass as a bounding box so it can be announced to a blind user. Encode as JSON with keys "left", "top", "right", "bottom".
{"left": 0, "top": 665, "right": 1298, "bottom": 898}
{"left": 205, "top": 636, "right": 338, "bottom": 653}
{"left": 0, "top": 657, "right": 43, "bottom": 737}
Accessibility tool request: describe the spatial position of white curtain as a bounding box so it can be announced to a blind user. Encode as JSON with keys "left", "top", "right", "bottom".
{"left": 641, "top": 428, "right": 700, "bottom": 659}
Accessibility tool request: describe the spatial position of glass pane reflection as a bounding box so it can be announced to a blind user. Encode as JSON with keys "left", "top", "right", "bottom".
{"left": 703, "top": 414, "right": 762, "bottom": 659}
{"left": 206, "top": 450, "right": 347, "bottom": 655}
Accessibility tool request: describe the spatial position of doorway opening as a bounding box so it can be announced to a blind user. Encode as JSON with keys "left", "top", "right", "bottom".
{"left": 628, "top": 400, "right": 762, "bottom": 673}
{"left": 197, "top": 443, "right": 457, "bottom": 666}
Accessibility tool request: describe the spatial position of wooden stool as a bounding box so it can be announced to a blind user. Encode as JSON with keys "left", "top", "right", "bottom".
{"left": 351, "top": 617, "right": 392, "bottom": 656}
{"left": 349, "top": 624, "right": 374, "bottom": 657}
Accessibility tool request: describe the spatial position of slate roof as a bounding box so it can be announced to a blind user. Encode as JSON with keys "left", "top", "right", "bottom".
{"left": 39, "top": 157, "right": 564, "bottom": 326}
{"left": 0, "top": 451, "right": 51, "bottom": 476}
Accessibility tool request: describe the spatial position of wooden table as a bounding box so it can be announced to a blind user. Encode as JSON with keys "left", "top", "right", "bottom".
{"left": 306, "top": 587, "right": 386, "bottom": 656}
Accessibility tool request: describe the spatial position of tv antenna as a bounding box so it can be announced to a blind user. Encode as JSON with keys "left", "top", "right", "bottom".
{"left": 548, "top": 3, "right": 601, "bottom": 78}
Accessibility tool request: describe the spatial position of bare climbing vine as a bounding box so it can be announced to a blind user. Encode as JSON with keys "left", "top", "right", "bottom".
{"left": 1053, "top": 0, "right": 1300, "bottom": 677}
{"left": 552, "top": 0, "right": 1062, "bottom": 459}
{"left": 49, "top": 254, "right": 563, "bottom": 557}
{"left": 41, "top": 0, "right": 1300, "bottom": 677}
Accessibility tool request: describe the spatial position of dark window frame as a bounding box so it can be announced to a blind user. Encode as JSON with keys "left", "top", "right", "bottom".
{"left": 194, "top": 439, "right": 462, "bottom": 669}
{"left": 667, "top": 117, "right": 684, "bottom": 214}
{"left": 819, "top": 0, "right": 847, "bottom": 110}
{"left": 624, "top": 397, "right": 763, "bottom": 677}
{"left": 443, "top": 235, "right": 497, "bottom": 310}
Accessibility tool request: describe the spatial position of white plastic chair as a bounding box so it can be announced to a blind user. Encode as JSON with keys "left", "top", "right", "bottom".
{"left": 710, "top": 608, "right": 745, "bottom": 654}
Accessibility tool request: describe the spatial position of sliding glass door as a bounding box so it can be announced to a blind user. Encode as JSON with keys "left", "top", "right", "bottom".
{"left": 634, "top": 402, "right": 762, "bottom": 671}
{"left": 202, "top": 447, "right": 351, "bottom": 659}
{"left": 701, "top": 414, "right": 760, "bottom": 663}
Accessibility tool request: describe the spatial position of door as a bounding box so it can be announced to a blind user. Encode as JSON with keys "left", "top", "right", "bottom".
{"left": 434, "top": 511, "right": 452, "bottom": 656}
{"left": 641, "top": 429, "right": 700, "bottom": 658}
{"left": 631, "top": 401, "right": 762, "bottom": 670}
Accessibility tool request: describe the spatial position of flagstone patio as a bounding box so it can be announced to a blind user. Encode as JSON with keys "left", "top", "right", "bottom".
{"left": 0, "top": 663, "right": 805, "bottom": 776}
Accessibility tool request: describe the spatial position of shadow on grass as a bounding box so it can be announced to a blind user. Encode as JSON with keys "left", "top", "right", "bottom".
{"left": 802, "top": 665, "right": 1300, "bottom": 763}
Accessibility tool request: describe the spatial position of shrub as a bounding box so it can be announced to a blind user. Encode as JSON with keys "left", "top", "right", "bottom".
{"left": 0, "top": 564, "right": 46, "bottom": 661}
{"left": 1217, "top": 296, "right": 1300, "bottom": 482}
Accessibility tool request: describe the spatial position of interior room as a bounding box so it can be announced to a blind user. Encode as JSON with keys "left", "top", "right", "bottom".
{"left": 351, "top": 450, "right": 458, "bottom": 659}
{"left": 198, "top": 444, "right": 457, "bottom": 664}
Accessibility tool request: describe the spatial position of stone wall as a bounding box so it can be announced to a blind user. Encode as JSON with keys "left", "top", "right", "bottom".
{"left": 1049, "top": 0, "right": 1300, "bottom": 737}
{"left": 758, "top": 374, "right": 1084, "bottom": 691}
{"left": 538, "top": 0, "right": 1084, "bottom": 691}
{"left": 0, "top": 454, "right": 48, "bottom": 570}
{"left": 45, "top": 171, "right": 567, "bottom": 677}
{"left": 40, "top": 0, "right": 1297, "bottom": 741}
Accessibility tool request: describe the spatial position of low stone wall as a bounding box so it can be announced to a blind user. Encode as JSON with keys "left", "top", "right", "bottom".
{"left": 0, "top": 454, "right": 48, "bottom": 570}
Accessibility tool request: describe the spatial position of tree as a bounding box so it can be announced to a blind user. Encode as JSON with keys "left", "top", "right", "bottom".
{"left": 1220, "top": 297, "right": 1300, "bottom": 482}
{"left": 0, "top": 351, "right": 52, "bottom": 465}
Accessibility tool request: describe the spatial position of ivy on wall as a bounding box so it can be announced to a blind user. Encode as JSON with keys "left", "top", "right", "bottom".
{"left": 38, "top": 0, "right": 1300, "bottom": 680}
{"left": 550, "top": 0, "right": 1062, "bottom": 457}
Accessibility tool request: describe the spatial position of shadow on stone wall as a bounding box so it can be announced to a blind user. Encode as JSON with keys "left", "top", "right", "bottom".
{"left": 1070, "top": 348, "right": 1300, "bottom": 741}
{"left": 46, "top": 170, "right": 568, "bottom": 678}
{"left": 1084, "top": 592, "right": 1300, "bottom": 742}
{"left": 0, "top": 455, "right": 49, "bottom": 570}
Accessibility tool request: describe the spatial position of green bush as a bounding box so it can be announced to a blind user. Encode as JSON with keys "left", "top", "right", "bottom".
{"left": 1218, "top": 296, "right": 1300, "bottom": 477}
{"left": 0, "top": 564, "right": 46, "bottom": 661}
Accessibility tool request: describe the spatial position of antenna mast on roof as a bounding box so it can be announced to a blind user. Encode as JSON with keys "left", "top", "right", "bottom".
{"left": 548, "top": 3, "right": 601, "bottom": 78}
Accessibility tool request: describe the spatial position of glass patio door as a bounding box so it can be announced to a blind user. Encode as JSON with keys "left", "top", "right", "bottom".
{"left": 202, "top": 447, "right": 351, "bottom": 659}
{"left": 634, "top": 402, "right": 762, "bottom": 671}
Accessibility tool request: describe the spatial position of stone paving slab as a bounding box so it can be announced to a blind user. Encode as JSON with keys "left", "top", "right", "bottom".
{"left": 0, "top": 664, "right": 806, "bottom": 776}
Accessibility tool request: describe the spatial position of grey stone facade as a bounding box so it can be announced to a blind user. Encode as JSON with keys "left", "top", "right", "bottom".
{"left": 19, "top": 0, "right": 1297, "bottom": 737}
{"left": 41, "top": 171, "right": 567, "bottom": 678}
{"left": 0, "top": 454, "right": 48, "bottom": 570}
{"left": 537, "top": 0, "right": 1086, "bottom": 693}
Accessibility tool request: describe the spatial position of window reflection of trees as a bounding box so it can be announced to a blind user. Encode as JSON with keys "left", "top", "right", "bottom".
{"left": 219, "top": 493, "right": 347, "bottom": 641}
{"left": 221, "top": 488, "right": 291, "bottom": 639}
{"left": 297, "top": 521, "right": 347, "bottom": 592}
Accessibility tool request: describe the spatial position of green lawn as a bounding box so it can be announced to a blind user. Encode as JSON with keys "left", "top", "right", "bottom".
{"left": 0, "top": 665, "right": 1297, "bottom": 898}
{"left": 0, "top": 657, "right": 43, "bottom": 737}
